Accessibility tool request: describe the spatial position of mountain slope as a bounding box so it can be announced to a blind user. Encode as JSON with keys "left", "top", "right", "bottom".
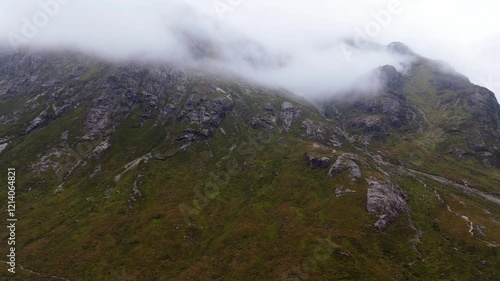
{"left": 0, "top": 48, "right": 499, "bottom": 281}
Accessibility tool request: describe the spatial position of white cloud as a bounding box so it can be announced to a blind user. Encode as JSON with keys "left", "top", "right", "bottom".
{"left": 0, "top": 0, "right": 499, "bottom": 99}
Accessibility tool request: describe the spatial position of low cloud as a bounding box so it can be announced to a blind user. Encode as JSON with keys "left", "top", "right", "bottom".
{"left": 0, "top": 0, "right": 498, "bottom": 99}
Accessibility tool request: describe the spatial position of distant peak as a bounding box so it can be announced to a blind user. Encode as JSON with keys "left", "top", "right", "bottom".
{"left": 387, "top": 42, "right": 414, "bottom": 55}
{"left": 379, "top": 64, "right": 398, "bottom": 73}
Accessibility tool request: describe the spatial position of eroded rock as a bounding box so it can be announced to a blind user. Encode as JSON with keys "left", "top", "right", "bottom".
{"left": 0, "top": 143, "right": 7, "bottom": 153}
{"left": 305, "top": 152, "right": 332, "bottom": 169}
{"left": 26, "top": 110, "right": 48, "bottom": 134}
{"left": 179, "top": 96, "right": 234, "bottom": 127}
{"left": 328, "top": 153, "right": 362, "bottom": 181}
{"left": 128, "top": 179, "right": 143, "bottom": 209}
{"left": 301, "top": 119, "right": 343, "bottom": 146}
{"left": 335, "top": 188, "right": 357, "bottom": 197}
{"left": 251, "top": 116, "right": 275, "bottom": 132}
{"left": 366, "top": 178, "right": 408, "bottom": 229}
{"left": 279, "top": 102, "right": 304, "bottom": 132}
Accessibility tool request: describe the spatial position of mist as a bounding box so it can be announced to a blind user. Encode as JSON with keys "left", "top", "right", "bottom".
{"left": 0, "top": 0, "right": 499, "bottom": 99}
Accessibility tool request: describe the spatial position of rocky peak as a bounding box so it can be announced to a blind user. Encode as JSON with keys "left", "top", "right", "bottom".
{"left": 387, "top": 41, "right": 414, "bottom": 56}
{"left": 377, "top": 65, "right": 404, "bottom": 92}
{"left": 2, "top": 46, "right": 500, "bottom": 280}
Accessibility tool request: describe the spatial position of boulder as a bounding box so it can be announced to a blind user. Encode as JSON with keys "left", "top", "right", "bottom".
{"left": 366, "top": 178, "right": 408, "bottom": 229}
{"left": 328, "top": 153, "right": 362, "bottom": 181}
{"left": 305, "top": 152, "right": 332, "bottom": 169}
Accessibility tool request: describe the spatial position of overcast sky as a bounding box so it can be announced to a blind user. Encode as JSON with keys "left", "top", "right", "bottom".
{"left": 0, "top": 0, "right": 499, "bottom": 98}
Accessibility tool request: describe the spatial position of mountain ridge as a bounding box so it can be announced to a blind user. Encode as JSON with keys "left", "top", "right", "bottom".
{"left": 1, "top": 45, "right": 499, "bottom": 280}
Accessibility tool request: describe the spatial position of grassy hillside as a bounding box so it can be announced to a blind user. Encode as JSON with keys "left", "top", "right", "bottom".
{"left": 0, "top": 52, "right": 499, "bottom": 280}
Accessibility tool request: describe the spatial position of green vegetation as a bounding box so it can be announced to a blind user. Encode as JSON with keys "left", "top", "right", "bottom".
{"left": 0, "top": 53, "right": 499, "bottom": 280}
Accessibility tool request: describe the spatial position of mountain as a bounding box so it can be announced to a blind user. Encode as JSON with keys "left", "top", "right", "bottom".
{"left": 0, "top": 44, "right": 499, "bottom": 280}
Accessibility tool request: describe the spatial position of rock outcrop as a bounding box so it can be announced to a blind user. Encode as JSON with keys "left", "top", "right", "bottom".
{"left": 179, "top": 96, "right": 235, "bottom": 127}
{"left": 0, "top": 142, "right": 7, "bottom": 153}
{"left": 300, "top": 119, "right": 343, "bottom": 147}
{"left": 328, "top": 153, "right": 362, "bottom": 181}
{"left": 251, "top": 116, "right": 275, "bottom": 132}
{"left": 347, "top": 66, "right": 418, "bottom": 133}
{"left": 366, "top": 178, "right": 408, "bottom": 229}
{"left": 305, "top": 152, "right": 332, "bottom": 169}
{"left": 250, "top": 101, "right": 305, "bottom": 133}
{"left": 335, "top": 188, "right": 357, "bottom": 197}
{"left": 26, "top": 110, "right": 49, "bottom": 135}
{"left": 279, "top": 102, "right": 304, "bottom": 132}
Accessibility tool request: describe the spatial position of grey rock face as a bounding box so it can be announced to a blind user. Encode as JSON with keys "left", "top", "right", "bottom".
{"left": 281, "top": 102, "right": 294, "bottom": 111}
{"left": 179, "top": 96, "right": 234, "bottom": 127}
{"left": 366, "top": 178, "right": 408, "bottom": 229}
{"left": 279, "top": 102, "right": 304, "bottom": 132}
{"left": 251, "top": 116, "right": 275, "bottom": 132}
{"left": 128, "top": 179, "right": 143, "bottom": 209}
{"left": 0, "top": 143, "right": 7, "bottom": 153}
{"left": 301, "top": 119, "right": 328, "bottom": 140}
{"left": 175, "top": 128, "right": 213, "bottom": 143}
{"left": 351, "top": 92, "right": 417, "bottom": 133}
{"left": 26, "top": 110, "right": 48, "bottom": 135}
{"left": 378, "top": 65, "right": 404, "bottom": 92}
{"left": 466, "top": 88, "right": 500, "bottom": 128}
{"left": 328, "top": 153, "right": 362, "bottom": 181}
{"left": 349, "top": 116, "right": 384, "bottom": 133}
{"left": 328, "top": 65, "right": 422, "bottom": 138}
{"left": 250, "top": 101, "right": 305, "bottom": 133}
{"left": 91, "top": 141, "right": 110, "bottom": 156}
{"left": 459, "top": 89, "right": 500, "bottom": 167}
{"left": 300, "top": 119, "right": 343, "bottom": 146}
{"left": 305, "top": 152, "right": 332, "bottom": 169}
{"left": 84, "top": 104, "right": 114, "bottom": 139}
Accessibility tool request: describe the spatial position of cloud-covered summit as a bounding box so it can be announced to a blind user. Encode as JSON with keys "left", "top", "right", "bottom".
{"left": 0, "top": 0, "right": 499, "bottom": 98}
